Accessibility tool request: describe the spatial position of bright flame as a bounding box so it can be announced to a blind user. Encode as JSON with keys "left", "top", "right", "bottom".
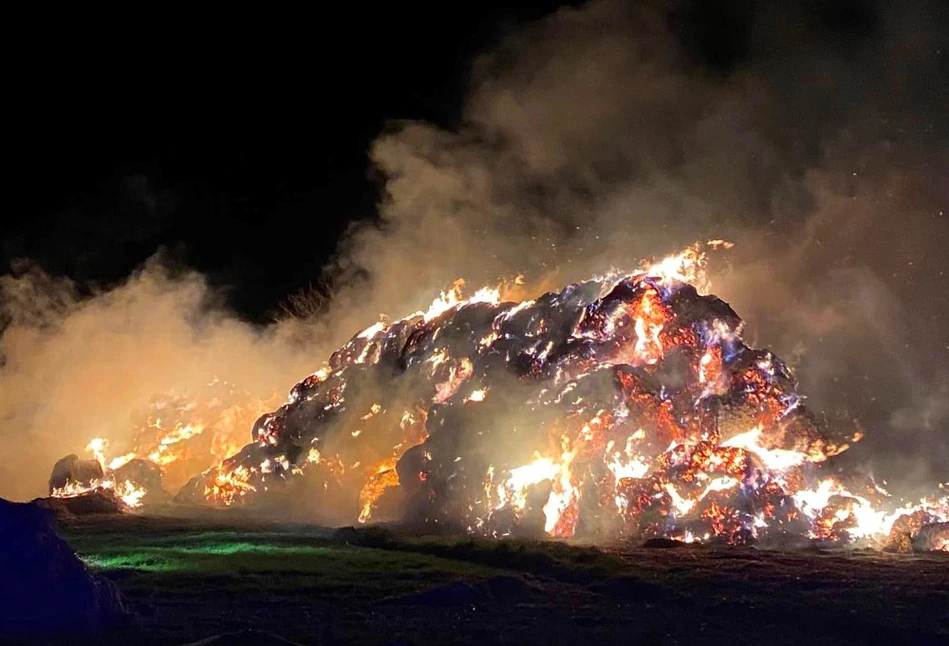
{"left": 107, "top": 453, "right": 136, "bottom": 471}
{"left": 420, "top": 279, "right": 502, "bottom": 322}
{"left": 637, "top": 240, "right": 727, "bottom": 293}
{"left": 497, "top": 457, "right": 560, "bottom": 511}
{"left": 631, "top": 287, "right": 668, "bottom": 365}
{"left": 85, "top": 438, "right": 108, "bottom": 471}
{"left": 723, "top": 426, "right": 807, "bottom": 472}
{"left": 358, "top": 458, "right": 400, "bottom": 523}
{"left": 465, "top": 389, "right": 487, "bottom": 403}
{"left": 148, "top": 422, "right": 206, "bottom": 466}
{"left": 794, "top": 479, "right": 949, "bottom": 542}
{"left": 606, "top": 432, "right": 650, "bottom": 482}
{"left": 50, "top": 477, "right": 146, "bottom": 509}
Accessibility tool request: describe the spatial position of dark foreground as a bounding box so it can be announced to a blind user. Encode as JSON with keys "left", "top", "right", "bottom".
{"left": 12, "top": 512, "right": 949, "bottom": 646}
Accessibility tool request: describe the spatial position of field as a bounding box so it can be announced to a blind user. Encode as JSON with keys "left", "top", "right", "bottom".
{"left": 17, "top": 512, "right": 949, "bottom": 645}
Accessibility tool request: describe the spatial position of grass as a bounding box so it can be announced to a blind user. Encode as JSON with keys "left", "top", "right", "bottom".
{"left": 333, "top": 525, "right": 627, "bottom": 582}
{"left": 78, "top": 543, "right": 337, "bottom": 572}
{"left": 50, "top": 517, "right": 648, "bottom": 645}
{"left": 63, "top": 525, "right": 502, "bottom": 604}
{"left": 40, "top": 514, "right": 949, "bottom": 646}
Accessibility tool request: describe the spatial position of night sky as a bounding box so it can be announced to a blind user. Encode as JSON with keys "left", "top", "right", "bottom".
{"left": 7, "top": 4, "right": 581, "bottom": 320}
{"left": 5, "top": 0, "right": 794, "bottom": 322}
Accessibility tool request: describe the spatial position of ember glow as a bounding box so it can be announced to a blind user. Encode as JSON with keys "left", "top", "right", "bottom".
{"left": 50, "top": 382, "right": 279, "bottom": 508}
{"left": 52, "top": 242, "right": 949, "bottom": 550}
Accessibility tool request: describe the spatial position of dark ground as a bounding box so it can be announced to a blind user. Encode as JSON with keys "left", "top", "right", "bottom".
{"left": 9, "top": 512, "right": 949, "bottom": 646}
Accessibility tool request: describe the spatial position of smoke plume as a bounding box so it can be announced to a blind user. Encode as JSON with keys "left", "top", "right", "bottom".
{"left": 325, "top": 0, "right": 949, "bottom": 491}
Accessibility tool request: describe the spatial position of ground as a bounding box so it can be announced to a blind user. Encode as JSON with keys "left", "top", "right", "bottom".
{"left": 14, "top": 512, "right": 949, "bottom": 645}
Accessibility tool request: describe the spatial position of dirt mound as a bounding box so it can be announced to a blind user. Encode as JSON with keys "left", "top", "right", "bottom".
{"left": 0, "top": 496, "right": 130, "bottom": 637}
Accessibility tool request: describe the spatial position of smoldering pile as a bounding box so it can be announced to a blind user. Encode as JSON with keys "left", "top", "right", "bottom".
{"left": 45, "top": 246, "right": 947, "bottom": 549}
{"left": 171, "top": 253, "right": 946, "bottom": 548}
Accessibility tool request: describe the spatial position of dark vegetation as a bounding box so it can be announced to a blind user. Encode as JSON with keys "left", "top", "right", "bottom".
{"left": 7, "top": 512, "right": 949, "bottom": 645}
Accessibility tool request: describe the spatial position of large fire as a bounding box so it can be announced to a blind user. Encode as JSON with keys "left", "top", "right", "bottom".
{"left": 52, "top": 243, "right": 948, "bottom": 550}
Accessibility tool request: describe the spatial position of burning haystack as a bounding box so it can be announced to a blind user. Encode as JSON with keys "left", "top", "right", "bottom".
{"left": 47, "top": 243, "right": 946, "bottom": 548}
{"left": 172, "top": 243, "right": 947, "bottom": 547}
{"left": 48, "top": 382, "right": 279, "bottom": 510}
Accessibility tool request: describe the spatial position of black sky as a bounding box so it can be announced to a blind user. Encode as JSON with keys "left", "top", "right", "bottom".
{"left": 6, "top": 4, "right": 577, "bottom": 320}
{"left": 4, "top": 1, "right": 888, "bottom": 321}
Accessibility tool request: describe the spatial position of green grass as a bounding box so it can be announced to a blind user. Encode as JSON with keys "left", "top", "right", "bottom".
{"left": 60, "top": 523, "right": 504, "bottom": 603}
{"left": 78, "top": 542, "right": 336, "bottom": 572}
{"left": 61, "top": 519, "right": 627, "bottom": 586}
{"left": 51, "top": 516, "right": 664, "bottom": 645}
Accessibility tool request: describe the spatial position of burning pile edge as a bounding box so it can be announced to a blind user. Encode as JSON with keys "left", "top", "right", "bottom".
{"left": 49, "top": 244, "right": 949, "bottom": 551}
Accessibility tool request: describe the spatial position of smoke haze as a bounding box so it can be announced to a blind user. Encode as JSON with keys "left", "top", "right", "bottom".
{"left": 2, "top": 0, "right": 947, "bottom": 500}
{"left": 0, "top": 258, "right": 320, "bottom": 499}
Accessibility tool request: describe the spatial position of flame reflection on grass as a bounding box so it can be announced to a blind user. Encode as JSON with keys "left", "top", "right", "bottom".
{"left": 80, "top": 543, "right": 336, "bottom": 572}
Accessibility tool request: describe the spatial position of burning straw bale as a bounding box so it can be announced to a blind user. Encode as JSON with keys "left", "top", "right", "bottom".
{"left": 49, "top": 453, "right": 103, "bottom": 494}
{"left": 46, "top": 244, "right": 949, "bottom": 550}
